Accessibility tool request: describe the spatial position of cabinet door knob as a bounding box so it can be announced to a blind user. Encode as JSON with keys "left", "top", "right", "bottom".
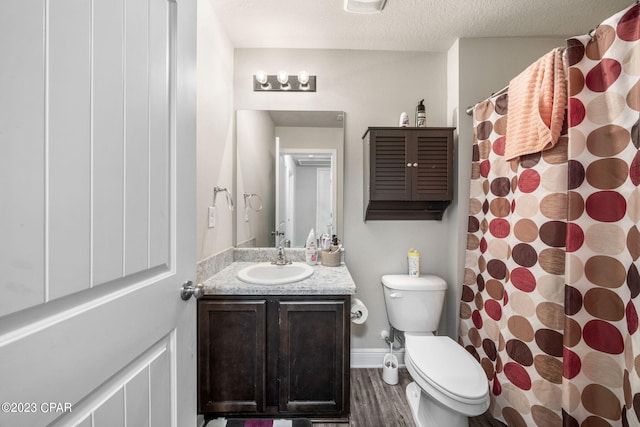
{"left": 407, "top": 163, "right": 412, "bottom": 167}
{"left": 413, "top": 163, "right": 418, "bottom": 167}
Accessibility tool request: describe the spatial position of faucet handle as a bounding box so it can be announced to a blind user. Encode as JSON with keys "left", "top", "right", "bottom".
{"left": 272, "top": 245, "right": 291, "bottom": 265}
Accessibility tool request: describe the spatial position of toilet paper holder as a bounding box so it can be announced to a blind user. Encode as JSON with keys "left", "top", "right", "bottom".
{"left": 350, "top": 297, "right": 368, "bottom": 325}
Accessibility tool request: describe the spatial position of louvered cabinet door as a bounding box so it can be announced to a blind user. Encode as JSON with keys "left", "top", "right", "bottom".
{"left": 369, "top": 128, "right": 412, "bottom": 201}
{"left": 413, "top": 129, "right": 453, "bottom": 201}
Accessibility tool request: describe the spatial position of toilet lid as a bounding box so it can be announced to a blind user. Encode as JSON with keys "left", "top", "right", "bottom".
{"left": 381, "top": 274, "right": 447, "bottom": 291}
{"left": 405, "top": 334, "right": 488, "bottom": 402}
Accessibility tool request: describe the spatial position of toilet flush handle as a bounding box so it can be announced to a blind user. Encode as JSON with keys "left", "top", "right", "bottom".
{"left": 389, "top": 292, "right": 403, "bottom": 299}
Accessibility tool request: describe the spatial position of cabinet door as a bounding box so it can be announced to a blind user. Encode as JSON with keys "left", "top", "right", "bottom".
{"left": 278, "top": 299, "right": 349, "bottom": 416}
{"left": 198, "top": 299, "right": 267, "bottom": 414}
{"left": 414, "top": 129, "right": 453, "bottom": 201}
{"left": 369, "top": 128, "right": 412, "bottom": 201}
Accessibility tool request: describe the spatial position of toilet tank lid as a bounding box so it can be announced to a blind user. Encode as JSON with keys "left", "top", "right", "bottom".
{"left": 381, "top": 274, "right": 446, "bottom": 291}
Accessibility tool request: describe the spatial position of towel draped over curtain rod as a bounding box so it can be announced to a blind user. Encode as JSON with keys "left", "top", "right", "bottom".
{"left": 463, "top": 17, "right": 620, "bottom": 118}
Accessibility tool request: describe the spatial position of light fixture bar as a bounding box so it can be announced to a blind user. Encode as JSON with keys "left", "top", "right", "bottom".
{"left": 253, "top": 74, "right": 317, "bottom": 92}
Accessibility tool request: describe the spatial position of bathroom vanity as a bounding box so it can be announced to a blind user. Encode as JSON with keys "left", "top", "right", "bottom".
{"left": 198, "top": 259, "right": 356, "bottom": 422}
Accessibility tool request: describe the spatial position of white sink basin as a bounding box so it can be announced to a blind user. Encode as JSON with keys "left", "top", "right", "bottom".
{"left": 237, "top": 262, "right": 314, "bottom": 285}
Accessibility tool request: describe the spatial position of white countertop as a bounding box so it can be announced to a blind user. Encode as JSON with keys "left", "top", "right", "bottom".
{"left": 202, "top": 261, "right": 357, "bottom": 295}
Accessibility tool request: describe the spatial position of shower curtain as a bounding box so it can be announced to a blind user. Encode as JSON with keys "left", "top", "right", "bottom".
{"left": 459, "top": 4, "right": 640, "bottom": 426}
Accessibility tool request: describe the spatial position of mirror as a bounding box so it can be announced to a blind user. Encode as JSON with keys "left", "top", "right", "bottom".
{"left": 235, "top": 110, "right": 344, "bottom": 248}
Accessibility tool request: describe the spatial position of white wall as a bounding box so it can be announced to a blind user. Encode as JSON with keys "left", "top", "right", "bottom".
{"left": 196, "top": 0, "right": 235, "bottom": 261}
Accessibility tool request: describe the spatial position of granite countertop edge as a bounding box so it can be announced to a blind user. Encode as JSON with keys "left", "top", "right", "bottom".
{"left": 202, "top": 261, "right": 357, "bottom": 295}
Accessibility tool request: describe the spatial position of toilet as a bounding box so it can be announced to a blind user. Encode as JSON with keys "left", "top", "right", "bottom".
{"left": 381, "top": 274, "right": 489, "bottom": 427}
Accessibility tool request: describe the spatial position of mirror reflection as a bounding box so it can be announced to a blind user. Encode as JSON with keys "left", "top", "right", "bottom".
{"left": 235, "top": 110, "right": 344, "bottom": 248}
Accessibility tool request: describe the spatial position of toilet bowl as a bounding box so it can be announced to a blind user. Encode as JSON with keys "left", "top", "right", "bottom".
{"left": 380, "top": 274, "right": 489, "bottom": 427}
{"left": 404, "top": 334, "right": 489, "bottom": 427}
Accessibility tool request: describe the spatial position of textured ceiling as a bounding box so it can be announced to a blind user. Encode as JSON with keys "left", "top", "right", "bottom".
{"left": 210, "top": 0, "right": 633, "bottom": 52}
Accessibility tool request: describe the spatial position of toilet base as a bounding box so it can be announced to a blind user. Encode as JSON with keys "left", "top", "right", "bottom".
{"left": 405, "top": 382, "right": 468, "bottom": 427}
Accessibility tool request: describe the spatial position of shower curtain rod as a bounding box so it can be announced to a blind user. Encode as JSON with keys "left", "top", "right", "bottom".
{"left": 464, "top": 0, "right": 639, "bottom": 119}
{"left": 465, "top": 85, "right": 509, "bottom": 116}
{"left": 464, "top": 16, "right": 629, "bottom": 118}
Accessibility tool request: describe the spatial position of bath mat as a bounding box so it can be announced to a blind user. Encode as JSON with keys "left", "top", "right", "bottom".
{"left": 207, "top": 419, "right": 312, "bottom": 427}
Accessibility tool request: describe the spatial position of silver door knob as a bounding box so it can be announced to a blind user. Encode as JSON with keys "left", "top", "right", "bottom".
{"left": 180, "top": 281, "right": 204, "bottom": 300}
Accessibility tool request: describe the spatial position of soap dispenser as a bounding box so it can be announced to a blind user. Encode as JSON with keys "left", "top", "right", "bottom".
{"left": 415, "top": 100, "right": 426, "bottom": 127}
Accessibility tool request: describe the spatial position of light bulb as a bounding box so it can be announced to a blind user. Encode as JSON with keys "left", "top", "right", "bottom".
{"left": 277, "top": 71, "right": 289, "bottom": 86}
{"left": 298, "top": 71, "right": 310, "bottom": 85}
{"left": 255, "top": 70, "right": 268, "bottom": 85}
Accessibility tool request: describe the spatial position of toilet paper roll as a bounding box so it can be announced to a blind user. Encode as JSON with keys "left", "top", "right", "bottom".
{"left": 350, "top": 298, "right": 368, "bottom": 324}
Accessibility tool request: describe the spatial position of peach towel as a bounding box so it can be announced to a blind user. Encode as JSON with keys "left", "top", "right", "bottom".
{"left": 505, "top": 48, "right": 567, "bottom": 160}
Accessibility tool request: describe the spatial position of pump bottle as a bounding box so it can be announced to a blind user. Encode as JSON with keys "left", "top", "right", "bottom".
{"left": 415, "top": 100, "right": 426, "bottom": 127}
{"left": 305, "top": 229, "right": 318, "bottom": 265}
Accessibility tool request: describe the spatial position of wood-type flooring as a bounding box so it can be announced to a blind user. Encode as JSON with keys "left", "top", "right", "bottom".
{"left": 313, "top": 368, "right": 507, "bottom": 427}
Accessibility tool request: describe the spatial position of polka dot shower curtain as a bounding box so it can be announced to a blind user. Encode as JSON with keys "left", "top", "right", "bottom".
{"left": 564, "top": 4, "right": 640, "bottom": 426}
{"left": 459, "top": 4, "right": 640, "bottom": 426}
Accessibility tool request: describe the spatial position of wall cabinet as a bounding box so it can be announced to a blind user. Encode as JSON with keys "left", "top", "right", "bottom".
{"left": 198, "top": 294, "right": 350, "bottom": 421}
{"left": 363, "top": 127, "right": 455, "bottom": 220}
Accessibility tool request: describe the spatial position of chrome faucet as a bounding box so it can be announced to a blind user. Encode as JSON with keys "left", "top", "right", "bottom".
{"left": 272, "top": 238, "right": 292, "bottom": 265}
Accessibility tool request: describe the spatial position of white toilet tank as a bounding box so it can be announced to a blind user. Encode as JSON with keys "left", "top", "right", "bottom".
{"left": 382, "top": 274, "right": 447, "bottom": 333}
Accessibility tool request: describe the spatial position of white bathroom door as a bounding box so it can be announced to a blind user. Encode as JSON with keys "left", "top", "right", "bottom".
{"left": 0, "top": 0, "right": 197, "bottom": 426}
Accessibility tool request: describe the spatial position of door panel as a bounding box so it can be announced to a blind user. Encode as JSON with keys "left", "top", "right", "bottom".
{"left": 1, "top": 0, "right": 174, "bottom": 314}
{"left": 0, "top": 0, "right": 196, "bottom": 425}
{"left": 124, "top": 0, "right": 152, "bottom": 277}
{"left": 198, "top": 300, "right": 267, "bottom": 414}
{"left": 414, "top": 131, "right": 453, "bottom": 201}
{"left": 48, "top": 332, "right": 173, "bottom": 426}
{"left": 0, "top": 0, "right": 46, "bottom": 314}
{"left": 369, "top": 129, "right": 411, "bottom": 201}
{"left": 92, "top": 0, "right": 126, "bottom": 286}
{"left": 278, "top": 300, "right": 347, "bottom": 414}
{"left": 47, "top": 0, "right": 92, "bottom": 299}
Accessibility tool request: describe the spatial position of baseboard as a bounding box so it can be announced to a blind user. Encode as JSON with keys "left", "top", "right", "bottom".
{"left": 350, "top": 347, "right": 405, "bottom": 368}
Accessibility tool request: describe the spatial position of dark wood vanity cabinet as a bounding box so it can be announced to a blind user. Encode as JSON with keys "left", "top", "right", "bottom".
{"left": 198, "top": 295, "right": 351, "bottom": 421}
{"left": 363, "top": 127, "right": 455, "bottom": 220}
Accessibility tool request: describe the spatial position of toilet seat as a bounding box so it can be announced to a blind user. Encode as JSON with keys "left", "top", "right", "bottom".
{"left": 404, "top": 334, "right": 489, "bottom": 416}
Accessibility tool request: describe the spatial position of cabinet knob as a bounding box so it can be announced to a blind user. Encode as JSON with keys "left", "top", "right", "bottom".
{"left": 407, "top": 163, "right": 412, "bottom": 167}
{"left": 413, "top": 163, "right": 418, "bottom": 167}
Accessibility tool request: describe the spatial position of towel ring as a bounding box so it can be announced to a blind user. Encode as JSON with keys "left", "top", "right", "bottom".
{"left": 243, "top": 193, "right": 263, "bottom": 212}
{"left": 213, "top": 186, "right": 234, "bottom": 211}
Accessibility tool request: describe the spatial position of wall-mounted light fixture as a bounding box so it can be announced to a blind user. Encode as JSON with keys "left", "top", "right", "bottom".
{"left": 253, "top": 70, "right": 316, "bottom": 92}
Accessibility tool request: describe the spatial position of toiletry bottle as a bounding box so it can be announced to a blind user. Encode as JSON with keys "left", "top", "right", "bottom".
{"left": 399, "top": 112, "right": 410, "bottom": 127}
{"left": 415, "top": 100, "right": 426, "bottom": 127}
{"left": 305, "top": 228, "right": 318, "bottom": 265}
{"left": 408, "top": 248, "right": 420, "bottom": 277}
